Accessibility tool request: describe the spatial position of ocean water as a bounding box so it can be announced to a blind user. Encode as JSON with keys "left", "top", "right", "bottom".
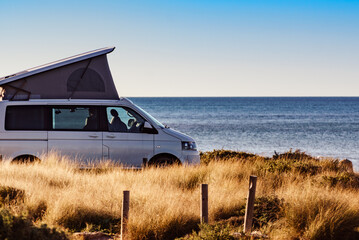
{"left": 130, "top": 97, "right": 359, "bottom": 168}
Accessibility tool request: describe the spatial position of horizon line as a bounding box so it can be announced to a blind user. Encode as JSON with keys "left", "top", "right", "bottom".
{"left": 121, "top": 96, "right": 359, "bottom": 98}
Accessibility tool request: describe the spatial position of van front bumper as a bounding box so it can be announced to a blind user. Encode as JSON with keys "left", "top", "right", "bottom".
{"left": 182, "top": 151, "right": 200, "bottom": 164}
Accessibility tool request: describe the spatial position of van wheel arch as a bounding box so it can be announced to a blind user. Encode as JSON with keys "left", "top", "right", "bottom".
{"left": 12, "top": 155, "right": 40, "bottom": 164}
{"left": 148, "top": 153, "right": 181, "bottom": 166}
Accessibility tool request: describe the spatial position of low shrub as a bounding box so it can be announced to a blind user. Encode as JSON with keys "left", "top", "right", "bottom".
{"left": 214, "top": 202, "right": 245, "bottom": 221}
{"left": 0, "top": 208, "right": 67, "bottom": 240}
{"left": 321, "top": 172, "right": 359, "bottom": 189}
{"left": 177, "top": 223, "right": 236, "bottom": 240}
{"left": 261, "top": 155, "right": 320, "bottom": 175}
{"left": 250, "top": 196, "right": 284, "bottom": 228}
{"left": 261, "top": 159, "right": 292, "bottom": 174}
{"left": 320, "top": 159, "right": 341, "bottom": 172}
{"left": 214, "top": 195, "right": 283, "bottom": 229}
{"left": 200, "top": 150, "right": 259, "bottom": 165}
{"left": 293, "top": 162, "right": 321, "bottom": 176}
{"left": 272, "top": 149, "right": 317, "bottom": 161}
{"left": 0, "top": 186, "right": 25, "bottom": 206}
{"left": 27, "top": 201, "right": 47, "bottom": 221}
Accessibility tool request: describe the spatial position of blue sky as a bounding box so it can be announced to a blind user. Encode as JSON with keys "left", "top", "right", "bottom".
{"left": 0, "top": 0, "right": 358, "bottom": 96}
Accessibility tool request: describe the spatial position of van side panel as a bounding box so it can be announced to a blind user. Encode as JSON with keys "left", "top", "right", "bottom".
{"left": 0, "top": 103, "right": 48, "bottom": 161}
{"left": 0, "top": 140, "right": 47, "bottom": 160}
{"left": 48, "top": 131, "right": 103, "bottom": 163}
{"left": 153, "top": 131, "right": 182, "bottom": 161}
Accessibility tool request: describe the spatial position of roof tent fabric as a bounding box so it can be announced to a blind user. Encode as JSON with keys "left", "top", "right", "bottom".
{"left": 0, "top": 47, "right": 119, "bottom": 100}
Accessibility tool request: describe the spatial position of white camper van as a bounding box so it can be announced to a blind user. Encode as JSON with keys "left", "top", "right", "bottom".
{"left": 0, "top": 47, "right": 200, "bottom": 166}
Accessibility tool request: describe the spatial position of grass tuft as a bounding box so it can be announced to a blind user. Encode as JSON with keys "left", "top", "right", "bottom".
{"left": 284, "top": 194, "right": 359, "bottom": 240}
{"left": 55, "top": 205, "right": 120, "bottom": 233}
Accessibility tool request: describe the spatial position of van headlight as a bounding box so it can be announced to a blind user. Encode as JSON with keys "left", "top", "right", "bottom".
{"left": 182, "top": 141, "right": 197, "bottom": 151}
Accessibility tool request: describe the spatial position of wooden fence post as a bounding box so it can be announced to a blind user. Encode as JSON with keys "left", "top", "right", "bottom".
{"left": 243, "top": 176, "right": 257, "bottom": 234}
{"left": 121, "top": 190, "right": 130, "bottom": 240}
{"left": 201, "top": 184, "right": 208, "bottom": 224}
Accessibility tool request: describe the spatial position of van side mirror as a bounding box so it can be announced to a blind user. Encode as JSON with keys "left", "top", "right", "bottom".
{"left": 144, "top": 122, "right": 152, "bottom": 129}
{"left": 142, "top": 121, "right": 158, "bottom": 134}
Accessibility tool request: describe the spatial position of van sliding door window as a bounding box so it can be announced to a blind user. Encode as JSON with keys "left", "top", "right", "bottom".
{"left": 106, "top": 107, "right": 145, "bottom": 133}
{"left": 52, "top": 107, "right": 99, "bottom": 131}
{"left": 5, "top": 106, "right": 47, "bottom": 130}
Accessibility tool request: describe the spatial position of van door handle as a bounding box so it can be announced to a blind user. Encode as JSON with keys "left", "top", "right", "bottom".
{"left": 106, "top": 135, "right": 116, "bottom": 138}
{"left": 89, "top": 134, "right": 99, "bottom": 138}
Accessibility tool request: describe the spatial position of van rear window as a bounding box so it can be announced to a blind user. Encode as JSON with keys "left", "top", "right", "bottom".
{"left": 5, "top": 106, "right": 47, "bottom": 130}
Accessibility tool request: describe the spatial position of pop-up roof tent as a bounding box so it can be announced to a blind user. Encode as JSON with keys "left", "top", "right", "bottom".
{"left": 0, "top": 47, "right": 119, "bottom": 100}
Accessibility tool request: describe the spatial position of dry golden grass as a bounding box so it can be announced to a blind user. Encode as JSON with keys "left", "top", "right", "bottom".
{"left": 1, "top": 150, "right": 359, "bottom": 239}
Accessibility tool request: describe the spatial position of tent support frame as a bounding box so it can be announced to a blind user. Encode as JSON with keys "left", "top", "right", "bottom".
{"left": 69, "top": 58, "right": 92, "bottom": 99}
{"left": 7, "top": 79, "right": 32, "bottom": 101}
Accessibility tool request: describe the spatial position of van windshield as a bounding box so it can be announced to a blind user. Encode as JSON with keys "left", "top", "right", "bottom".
{"left": 136, "top": 106, "right": 165, "bottom": 129}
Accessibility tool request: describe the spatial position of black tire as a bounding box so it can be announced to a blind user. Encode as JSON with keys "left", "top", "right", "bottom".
{"left": 148, "top": 155, "right": 181, "bottom": 167}
{"left": 12, "top": 155, "right": 40, "bottom": 164}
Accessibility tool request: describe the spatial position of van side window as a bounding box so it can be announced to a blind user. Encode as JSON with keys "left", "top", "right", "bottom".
{"left": 5, "top": 106, "right": 47, "bottom": 130}
{"left": 106, "top": 107, "right": 145, "bottom": 133}
{"left": 52, "top": 107, "right": 99, "bottom": 131}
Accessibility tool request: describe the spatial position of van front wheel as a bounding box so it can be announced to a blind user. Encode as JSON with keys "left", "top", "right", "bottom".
{"left": 148, "top": 155, "right": 181, "bottom": 167}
